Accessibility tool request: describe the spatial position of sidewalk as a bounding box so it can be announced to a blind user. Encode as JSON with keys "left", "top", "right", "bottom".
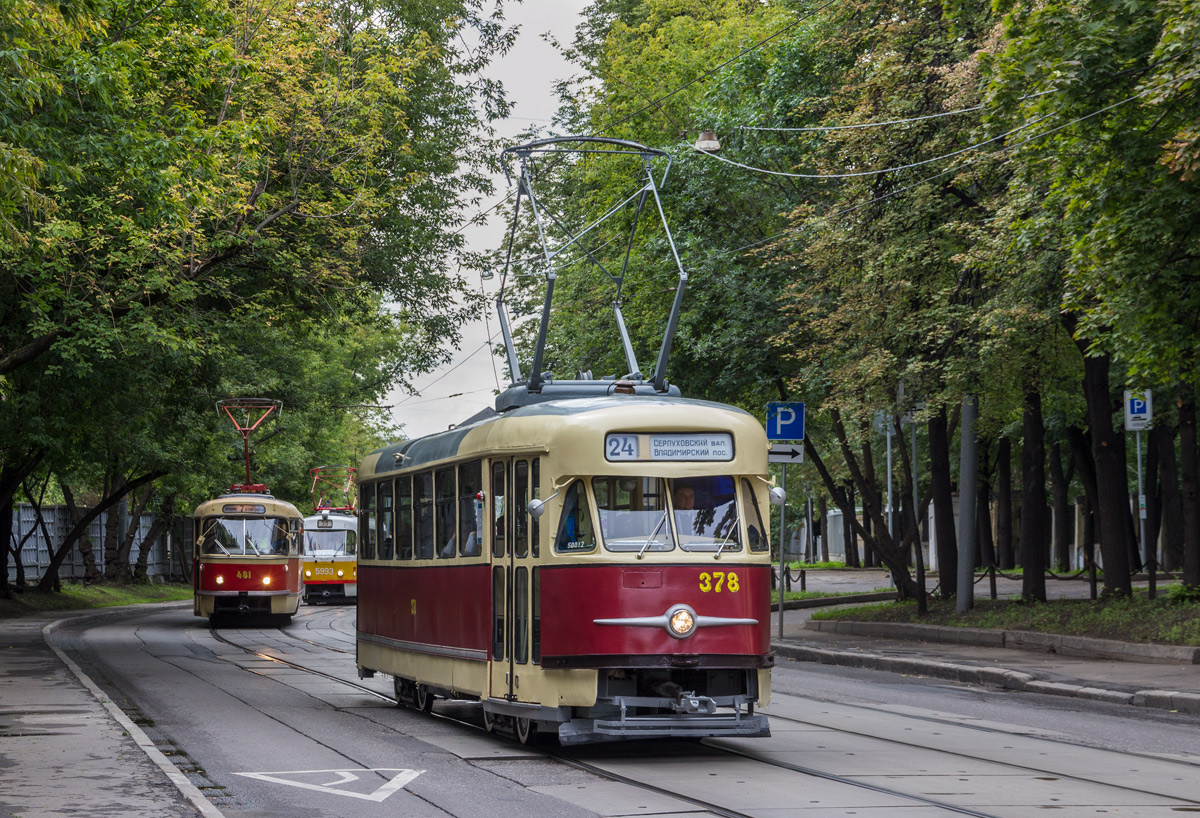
{"left": 0, "top": 607, "right": 216, "bottom": 818}
{"left": 771, "top": 568, "right": 1200, "bottom": 716}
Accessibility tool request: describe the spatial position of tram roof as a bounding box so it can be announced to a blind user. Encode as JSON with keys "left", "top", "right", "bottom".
{"left": 362, "top": 395, "right": 756, "bottom": 479}
{"left": 193, "top": 493, "right": 303, "bottom": 518}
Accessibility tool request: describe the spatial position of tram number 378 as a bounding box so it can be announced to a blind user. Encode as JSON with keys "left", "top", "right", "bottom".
{"left": 698, "top": 571, "right": 740, "bottom": 593}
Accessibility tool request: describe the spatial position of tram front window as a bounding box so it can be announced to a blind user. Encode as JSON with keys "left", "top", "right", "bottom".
{"left": 669, "top": 476, "right": 741, "bottom": 552}
{"left": 201, "top": 517, "right": 290, "bottom": 556}
{"left": 305, "top": 530, "right": 352, "bottom": 556}
{"left": 593, "top": 477, "right": 673, "bottom": 553}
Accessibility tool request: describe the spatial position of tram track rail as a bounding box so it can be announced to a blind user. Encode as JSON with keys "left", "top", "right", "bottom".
{"left": 207, "top": 619, "right": 1030, "bottom": 818}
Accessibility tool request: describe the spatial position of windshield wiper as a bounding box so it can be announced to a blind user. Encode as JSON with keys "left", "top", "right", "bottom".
{"left": 637, "top": 512, "right": 668, "bottom": 560}
{"left": 714, "top": 515, "right": 740, "bottom": 560}
{"left": 245, "top": 535, "right": 263, "bottom": 556}
{"left": 201, "top": 534, "right": 231, "bottom": 556}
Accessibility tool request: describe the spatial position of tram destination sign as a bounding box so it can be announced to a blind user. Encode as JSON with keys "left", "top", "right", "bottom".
{"left": 605, "top": 432, "right": 734, "bottom": 462}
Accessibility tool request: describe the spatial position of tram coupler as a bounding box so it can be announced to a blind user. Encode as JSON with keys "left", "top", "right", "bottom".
{"left": 674, "top": 693, "right": 716, "bottom": 715}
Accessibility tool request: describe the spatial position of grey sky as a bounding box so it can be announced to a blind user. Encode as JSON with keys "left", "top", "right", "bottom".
{"left": 387, "top": 0, "right": 590, "bottom": 438}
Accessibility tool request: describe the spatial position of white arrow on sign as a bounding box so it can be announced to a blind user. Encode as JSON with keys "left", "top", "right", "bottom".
{"left": 234, "top": 768, "right": 423, "bottom": 802}
{"left": 768, "top": 446, "right": 804, "bottom": 464}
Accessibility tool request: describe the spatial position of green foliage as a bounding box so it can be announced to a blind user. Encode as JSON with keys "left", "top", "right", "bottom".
{"left": 813, "top": 595, "right": 1200, "bottom": 645}
{"left": 0, "top": 0, "right": 513, "bottom": 556}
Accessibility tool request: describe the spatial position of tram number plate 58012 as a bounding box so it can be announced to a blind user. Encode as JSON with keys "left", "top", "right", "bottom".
{"left": 698, "top": 571, "right": 739, "bottom": 593}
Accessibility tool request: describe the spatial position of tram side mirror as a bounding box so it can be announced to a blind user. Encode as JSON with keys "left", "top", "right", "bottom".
{"left": 526, "top": 490, "right": 560, "bottom": 519}
{"left": 769, "top": 487, "right": 786, "bottom": 507}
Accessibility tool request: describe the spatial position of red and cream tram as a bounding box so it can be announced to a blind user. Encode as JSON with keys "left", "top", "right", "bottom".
{"left": 356, "top": 386, "right": 782, "bottom": 744}
{"left": 193, "top": 399, "right": 304, "bottom": 623}
{"left": 192, "top": 492, "right": 305, "bottom": 622}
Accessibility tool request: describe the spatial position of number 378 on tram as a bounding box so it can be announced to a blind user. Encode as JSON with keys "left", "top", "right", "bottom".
{"left": 354, "top": 393, "right": 784, "bottom": 744}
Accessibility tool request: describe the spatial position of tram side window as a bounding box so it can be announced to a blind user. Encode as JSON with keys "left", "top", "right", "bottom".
{"left": 490, "top": 461, "right": 507, "bottom": 558}
{"left": 514, "top": 460, "right": 529, "bottom": 558}
{"left": 531, "top": 567, "right": 541, "bottom": 664}
{"left": 435, "top": 467, "right": 456, "bottom": 559}
{"left": 741, "top": 478, "right": 770, "bottom": 552}
{"left": 491, "top": 565, "right": 505, "bottom": 660}
{"left": 415, "top": 472, "right": 434, "bottom": 560}
{"left": 344, "top": 529, "right": 357, "bottom": 556}
{"left": 554, "top": 480, "right": 596, "bottom": 553}
{"left": 377, "top": 481, "right": 395, "bottom": 560}
{"left": 531, "top": 459, "right": 540, "bottom": 557}
{"left": 396, "top": 476, "right": 413, "bottom": 560}
{"left": 458, "top": 461, "right": 482, "bottom": 556}
{"left": 361, "top": 486, "right": 376, "bottom": 560}
{"left": 515, "top": 566, "right": 528, "bottom": 664}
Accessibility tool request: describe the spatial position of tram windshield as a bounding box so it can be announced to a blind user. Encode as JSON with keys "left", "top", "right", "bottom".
{"left": 591, "top": 475, "right": 742, "bottom": 553}
{"left": 305, "top": 529, "right": 356, "bottom": 556}
{"left": 593, "top": 476, "right": 672, "bottom": 553}
{"left": 200, "top": 517, "right": 293, "bottom": 556}
{"left": 668, "top": 476, "right": 741, "bottom": 552}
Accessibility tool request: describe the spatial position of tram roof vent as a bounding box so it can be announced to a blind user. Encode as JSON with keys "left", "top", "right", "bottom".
{"left": 495, "top": 379, "right": 680, "bottom": 412}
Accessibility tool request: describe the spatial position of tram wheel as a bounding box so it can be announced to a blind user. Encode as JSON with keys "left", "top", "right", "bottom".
{"left": 393, "top": 678, "right": 408, "bottom": 708}
{"left": 482, "top": 708, "right": 497, "bottom": 734}
{"left": 415, "top": 684, "right": 434, "bottom": 714}
{"left": 514, "top": 717, "right": 535, "bottom": 745}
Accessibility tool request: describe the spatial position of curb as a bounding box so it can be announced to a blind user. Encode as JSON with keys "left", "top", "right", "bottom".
{"left": 772, "top": 591, "right": 896, "bottom": 612}
{"left": 771, "top": 641, "right": 1200, "bottom": 716}
{"left": 803, "top": 620, "right": 1200, "bottom": 664}
{"left": 42, "top": 611, "right": 227, "bottom": 818}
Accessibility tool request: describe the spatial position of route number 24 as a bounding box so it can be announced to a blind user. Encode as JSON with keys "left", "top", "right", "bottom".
{"left": 698, "top": 571, "right": 739, "bottom": 593}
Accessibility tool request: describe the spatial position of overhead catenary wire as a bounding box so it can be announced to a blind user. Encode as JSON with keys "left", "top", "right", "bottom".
{"left": 695, "top": 113, "right": 1052, "bottom": 179}
{"left": 726, "top": 71, "right": 1199, "bottom": 255}
{"left": 737, "top": 90, "right": 1055, "bottom": 132}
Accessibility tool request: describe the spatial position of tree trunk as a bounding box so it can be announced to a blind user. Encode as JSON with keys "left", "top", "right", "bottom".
{"left": 1081, "top": 352, "right": 1133, "bottom": 595}
{"left": 804, "top": 429, "right": 921, "bottom": 599}
{"left": 1048, "top": 440, "right": 1072, "bottom": 571}
{"left": 860, "top": 430, "right": 877, "bottom": 568}
{"left": 1146, "top": 423, "right": 1161, "bottom": 572}
{"left": 1021, "top": 386, "right": 1048, "bottom": 601}
{"left": 843, "top": 480, "right": 860, "bottom": 567}
{"left": 101, "top": 492, "right": 124, "bottom": 581}
{"left": 928, "top": 406, "right": 957, "bottom": 598}
{"left": 1181, "top": 394, "right": 1200, "bottom": 587}
{"left": 62, "top": 483, "right": 102, "bottom": 583}
{"left": 37, "top": 471, "right": 168, "bottom": 592}
{"left": 996, "top": 438, "right": 1014, "bottom": 570}
{"left": 1113, "top": 412, "right": 1143, "bottom": 572}
{"left": 0, "top": 452, "right": 44, "bottom": 598}
{"left": 114, "top": 483, "right": 154, "bottom": 583}
{"left": 1156, "top": 420, "right": 1185, "bottom": 572}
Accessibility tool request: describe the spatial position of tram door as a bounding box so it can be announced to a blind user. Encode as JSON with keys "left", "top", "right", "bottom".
{"left": 489, "top": 457, "right": 540, "bottom": 703}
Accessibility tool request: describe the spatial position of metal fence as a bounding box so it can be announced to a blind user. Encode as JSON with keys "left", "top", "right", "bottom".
{"left": 7, "top": 504, "right": 182, "bottom": 583}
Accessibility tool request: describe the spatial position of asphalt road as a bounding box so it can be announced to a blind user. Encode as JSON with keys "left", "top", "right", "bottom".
{"left": 51, "top": 603, "right": 1200, "bottom": 817}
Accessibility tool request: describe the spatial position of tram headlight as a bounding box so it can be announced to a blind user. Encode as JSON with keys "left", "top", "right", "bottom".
{"left": 215, "top": 576, "right": 224, "bottom": 585}
{"left": 262, "top": 576, "right": 272, "bottom": 586}
{"left": 336, "top": 570, "right": 344, "bottom": 578}
{"left": 305, "top": 569, "right": 312, "bottom": 578}
{"left": 668, "top": 608, "right": 696, "bottom": 637}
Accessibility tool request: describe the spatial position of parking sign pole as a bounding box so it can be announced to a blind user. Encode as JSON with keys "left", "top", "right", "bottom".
{"left": 778, "top": 465, "right": 786, "bottom": 639}
{"left": 1138, "top": 429, "right": 1153, "bottom": 599}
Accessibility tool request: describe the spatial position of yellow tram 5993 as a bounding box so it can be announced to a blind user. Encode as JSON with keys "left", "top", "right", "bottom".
{"left": 303, "top": 465, "right": 359, "bottom": 604}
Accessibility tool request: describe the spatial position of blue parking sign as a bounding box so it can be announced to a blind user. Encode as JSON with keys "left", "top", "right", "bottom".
{"left": 766, "top": 401, "right": 805, "bottom": 441}
{"left": 1124, "top": 389, "right": 1152, "bottom": 431}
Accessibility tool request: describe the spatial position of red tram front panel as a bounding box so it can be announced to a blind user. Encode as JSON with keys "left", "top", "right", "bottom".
{"left": 358, "top": 564, "right": 490, "bottom": 653}
{"left": 196, "top": 558, "right": 302, "bottom": 596}
{"left": 538, "top": 563, "right": 771, "bottom": 663}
